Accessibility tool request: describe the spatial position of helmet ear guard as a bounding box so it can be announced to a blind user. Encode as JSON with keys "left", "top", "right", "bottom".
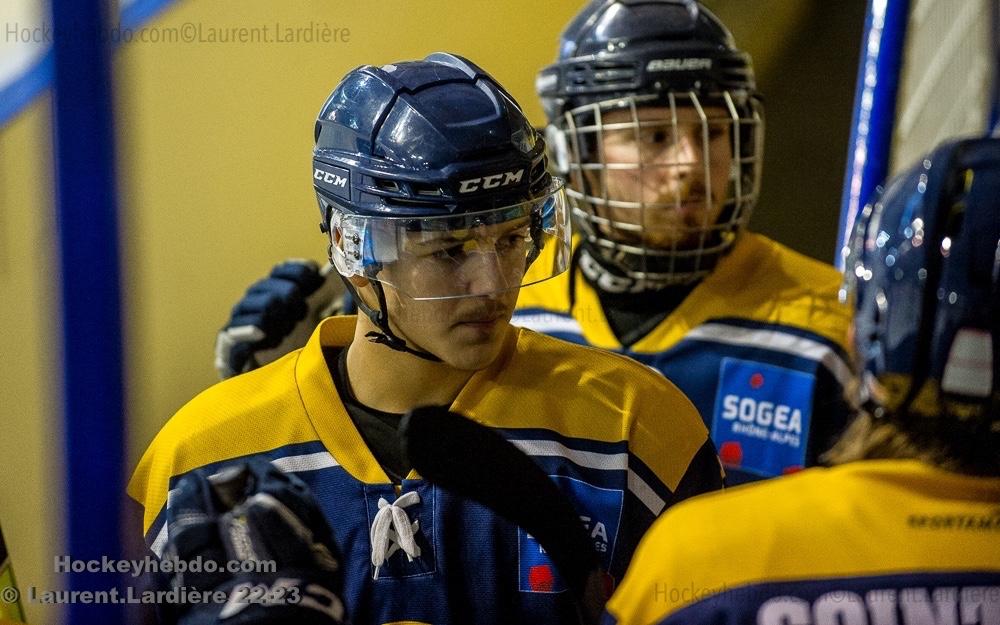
{"left": 327, "top": 212, "right": 397, "bottom": 280}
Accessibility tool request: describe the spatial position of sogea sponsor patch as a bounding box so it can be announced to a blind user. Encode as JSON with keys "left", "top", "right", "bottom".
{"left": 518, "top": 477, "right": 623, "bottom": 593}
{"left": 711, "top": 358, "right": 814, "bottom": 478}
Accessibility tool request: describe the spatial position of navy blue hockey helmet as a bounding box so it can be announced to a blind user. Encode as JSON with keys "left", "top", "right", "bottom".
{"left": 536, "top": 0, "right": 763, "bottom": 287}
{"left": 313, "top": 52, "right": 571, "bottom": 301}
{"left": 843, "top": 137, "right": 1000, "bottom": 425}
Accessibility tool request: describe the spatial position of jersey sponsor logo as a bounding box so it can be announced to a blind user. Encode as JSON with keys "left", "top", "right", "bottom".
{"left": 313, "top": 164, "right": 351, "bottom": 200}
{"left": 758, "top": 586, "right": 999, "bottom": 625}
{"left": 518, "top": 477, "right": 623, "bottom": 593}
{"left": 458, "top": 169, "right": 524, "bottom": 194}
{"left": 711, "top": 358, "right": 814, "bottom": 478}
{"left": 645, "top": 57, "right": 713, "bottom": 72}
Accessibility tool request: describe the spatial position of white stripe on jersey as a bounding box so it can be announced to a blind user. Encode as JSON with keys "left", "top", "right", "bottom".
{"left": 511, "top": 439, "right": 666, "bottom": 516}
{"left": 271, "top": 451, "right": 339, "bottom": 473}
{"left": 151, "top": 452, "right": 341, "bottom": 557}
{"left": 686, "top": 322, "right": 853, "bottom": 389}
{"left": 626, "top": 470, "right": 666, "bottom": 516}
{"left": 151, "top": 521, "right": 169, "bottom": 558}
{"left": 511, "top": 440, "right": 627, "bottom": 471}
{"left": 511, "top": 311, "right": 584, "bottom": 336}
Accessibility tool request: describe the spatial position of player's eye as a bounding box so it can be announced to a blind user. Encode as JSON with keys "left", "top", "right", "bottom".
{"left": 640, "top": 128, "right": 673, "bottom": 146}
{"left": 431, "top": 244, "right": 466, "bottom": 261}
{"left": 496, "top": 232, "right": 528, "bottom": 254}
{"left": 708, "top": 125, "right": 729, "bottom": 141}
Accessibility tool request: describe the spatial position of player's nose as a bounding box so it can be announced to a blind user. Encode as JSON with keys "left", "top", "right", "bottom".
{"left": 643, "top": 132, "right": 699, "bottom": 196}
{"left": 457, "top": 247, "right": 511, "bottom": 297}
{"left": 668, "top": 130, "right": 702, "bottom": 172}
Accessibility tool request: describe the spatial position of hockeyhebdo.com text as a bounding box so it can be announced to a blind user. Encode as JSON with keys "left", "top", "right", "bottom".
{"left": 54, "top": 555, "right": 276, "bottom": 578}
{"left": 4, "top": 21, "right": 351, "bottom": 46}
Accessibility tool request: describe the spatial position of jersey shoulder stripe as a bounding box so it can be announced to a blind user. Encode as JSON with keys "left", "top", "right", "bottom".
{"left": 684, "top": 317, "right": 852, "bottom": 388}
{"left": 500, "top": 427, "right": 671, "bottom": 516}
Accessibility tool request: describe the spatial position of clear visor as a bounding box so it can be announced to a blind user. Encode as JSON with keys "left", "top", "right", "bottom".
{"left": 329, "top": 179, "right": 571, "bottom": 300}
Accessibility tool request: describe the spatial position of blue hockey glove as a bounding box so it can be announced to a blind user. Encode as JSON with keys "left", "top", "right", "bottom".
{"left": 214, "top": 260, "right": 345, "bottom": 379}
{"left": 158, "top": 458, "right": 345, "bottom": 625}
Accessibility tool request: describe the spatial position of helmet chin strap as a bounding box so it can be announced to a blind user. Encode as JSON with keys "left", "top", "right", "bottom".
{"left": 338, "top": 275, "right": 443, "bottom": 363}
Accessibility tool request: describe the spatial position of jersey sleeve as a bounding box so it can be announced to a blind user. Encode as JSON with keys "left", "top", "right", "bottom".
{"left": 610, "top": 379, "right": 724, "bottom": 585}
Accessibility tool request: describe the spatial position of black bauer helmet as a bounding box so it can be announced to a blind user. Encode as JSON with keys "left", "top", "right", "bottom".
{"left": 536, "top": 0, "right": 763, "bottom": 289}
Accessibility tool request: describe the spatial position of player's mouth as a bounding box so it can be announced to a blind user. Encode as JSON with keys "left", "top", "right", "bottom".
{"left": 669, "top": 195, "right": 710, "bottom": 211}
{"left": 453, "top": 310, "right": 508, "bottom": 332}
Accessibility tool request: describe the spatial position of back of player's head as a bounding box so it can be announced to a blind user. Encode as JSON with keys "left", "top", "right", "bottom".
{"left": 841, "top": 136, "right": 1000, "bottom": 473}
{"left": 536, "top": 0, "right": 763, "bottom": 287}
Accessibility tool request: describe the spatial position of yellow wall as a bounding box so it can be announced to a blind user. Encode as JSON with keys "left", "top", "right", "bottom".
{"left": 0, "top": 94, "right": 63, "bottom": 625}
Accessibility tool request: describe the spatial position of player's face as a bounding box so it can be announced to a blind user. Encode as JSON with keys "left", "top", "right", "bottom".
{"left": 585, "top": 105, "right": 733, "bottom": 249}
{"left": 376, "top": 218, "right": 531, "bottom": 370}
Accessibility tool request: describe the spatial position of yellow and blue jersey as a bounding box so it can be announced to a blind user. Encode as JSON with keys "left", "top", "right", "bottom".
{"left": 129, "top": 316, "right": 722, "bottom": 625}
{"left": 603, "top": 459, "right": 1000, "bottom": 625}
{"left": 514, "top": 233, "right": 853, "bottom": 483}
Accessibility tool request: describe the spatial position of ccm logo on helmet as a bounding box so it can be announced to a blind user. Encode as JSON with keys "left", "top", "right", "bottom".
{"left": 646, "top": 58, "right": 713, "bottom": 72}
{"left": 458, "top": 169, "right": 524, "bottom": 194}
{"left": 314, "top": 168, "right": 348, "bottom": 188}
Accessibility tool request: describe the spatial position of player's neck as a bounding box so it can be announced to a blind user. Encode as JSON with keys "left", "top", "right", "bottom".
{"left": 345, "top": 321, "right": 473, "bottom": 414}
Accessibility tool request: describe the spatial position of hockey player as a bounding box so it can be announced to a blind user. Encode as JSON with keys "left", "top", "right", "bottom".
{"left": 521, "top": 0, "right": 852, "bottom": 484}
{"left": 603, "top": 136, "right": 1000, "bottom": 625}
{"left": 216, "top": 0, "right": 852, "bottom": 485}
{"left": 130, "top": 53, "right": 722, "bottom": 625}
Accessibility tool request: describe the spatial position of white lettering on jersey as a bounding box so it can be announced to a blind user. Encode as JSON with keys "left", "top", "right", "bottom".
{"left": 458, "top": 168, "right": 524, "bottom": 193}
{"left": 580, "top": 515, "right": 610, "bottom": 554}
{"left": 721, "top": 395, "right": 802, "bottom": 434}
{"left": 757, "top": 586, "right": 999, "bottom": 625}
{"left": 758, "top": 597, "right": 810, "bottom": 625}
{"left": 814, "top": 592, "right": 867, "bottom": 625}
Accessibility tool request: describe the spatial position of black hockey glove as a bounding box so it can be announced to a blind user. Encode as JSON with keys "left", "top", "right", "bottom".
{"left": 214, "top": 260, "right": 346, "bottom": 379}
{"left": 157, "top": 458, "right": 345, "bottom": 625}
